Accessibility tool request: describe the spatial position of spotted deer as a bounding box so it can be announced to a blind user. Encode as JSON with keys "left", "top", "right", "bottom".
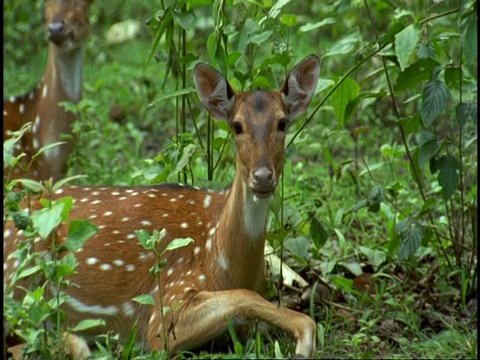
{"left": 3, "top": 0, "right": 93, "bottom": 182}
{"left": 4, "top": 55, "right": 320, "bottom": 358}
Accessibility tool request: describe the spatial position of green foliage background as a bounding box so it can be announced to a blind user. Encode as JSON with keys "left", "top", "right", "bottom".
{"left": 4, "top": 0, "right": 477, "bottom": 358}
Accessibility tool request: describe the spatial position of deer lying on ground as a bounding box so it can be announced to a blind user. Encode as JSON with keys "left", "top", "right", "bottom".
{"left": 4, "top": 54, "right": 320, "bottom": 358}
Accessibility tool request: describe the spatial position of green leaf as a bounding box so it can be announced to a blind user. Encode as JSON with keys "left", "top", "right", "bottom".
{"left": 32, "top": 202, "right": 65, "bottom": 239}
{"left": 418, "top": 139, "right": 439, "bottom": 169}
{"left": 268, "top": 0, "right": 290, "bottom": 18}
{"left": 438, "top": 155, "right": 461, "bottom": 200}
{"left": 298, "top": 18, "right": 336, "bottom": 33}
{"left": 280, "top": 13, "right": 297, "bottom": 26}
{"left": 330, "top": 78, "right": 360, "bottom": 127}
{"left": 70, "top": 319, "right": 106, "bottom": 332}
{"left": 248, "top": 30, "right": 273, "bottom": 46}
{"left": 359, "top": 246, "right": 387, "bottom": 267}
{"left": 395, "top": 24, "right": 420, "bottom": 71}
{"left": 166, "top": 237, "right": 194, "bottom": 251}
{"left": 136, "top": 229, "right": 154, "bottom": 250}
{"left": 284, "top": 236, "right": 310, "bottom": 260}
{"left": 398, "top": 114, "right": 421, "bottom": 134}
{"left": 310, "top": 217, "right": 328, "bottom": 250}
{"left": 394, "top": 58, "right": 440, "bottom": 92}
{"left": 132, "top": 294, "right": 155, "bottom": 305}
{"left": 461, "top": 10, "right": 477, "bottom": 64}
{"left": 366, "top": 184, "right": 384, "bottom": 212}
{"left": 65, "top": 220, "right": 98, "bottom": 252}
{"left": 397, "top": 220, "right": 424, "bottom": 260}
{"left": 16, "top": 179, "right": 46, "bottom": 193}
{"left": 421, "top": 80, "right": 450, "bottom": 127}
{"left": 332, "top": 275, "right": 353, "bottom": 291}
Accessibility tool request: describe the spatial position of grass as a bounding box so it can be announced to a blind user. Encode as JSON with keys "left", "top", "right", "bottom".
{"left": 4, "top": 1, "right": 477, "bottom": 359}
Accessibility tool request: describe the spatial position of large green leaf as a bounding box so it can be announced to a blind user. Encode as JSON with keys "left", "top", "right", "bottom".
{"left": 397, "top": 220, "right": 424, "bottom": 260}
{"left": 438, "top": 155, "right": 461, "bottom": 200}
{"left": 418, "top": 139, "right": 439, "bottom": 169}
{"left": 32, "top": 202, "right": 65, "bottom": 239}
{"left": 394, "top": 58, "right": 440, "bottom": 92}
{"left": 65, "top": 220, "right": 98, "bottom": 252}
{"left": 310, "top": 217, "right": 328, "bottom": 250}
{"left": 395, "top": 24, "right": 420, "bottom": 71}
{"left": 421, "top": 79, "right": 450, "bottom": 127}
{"left": 330, "top": 77, "right": 360, "bottom": 127}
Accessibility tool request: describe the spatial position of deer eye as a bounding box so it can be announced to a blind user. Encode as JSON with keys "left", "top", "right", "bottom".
{"left": 277, "top": 118, "right": 288, "bottom": 132}
{"left": 232, "top": 121, "right": 243, "bottom": 135}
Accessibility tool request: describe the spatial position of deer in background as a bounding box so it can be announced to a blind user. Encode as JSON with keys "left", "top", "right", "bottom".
{"left": 4, "top": 55, "right": 320, "bottom": 358}
{"left": 3, "top": 0, "right": 93, "bottom": 182}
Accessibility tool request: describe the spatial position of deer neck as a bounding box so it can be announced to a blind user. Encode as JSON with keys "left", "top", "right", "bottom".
{"left": 214, "top": 171, "right": 272, "bottom": 290}
{"left": 44, "top": 43, "right": 84, "bottom": 103}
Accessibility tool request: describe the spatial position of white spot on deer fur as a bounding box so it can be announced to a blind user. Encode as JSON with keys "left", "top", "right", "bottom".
{"left": 29, "top": 92, "right": 34, "bottom": 99}
{"left": 134, "top": 203, "right": 142, "bottom": 208}
{"left": 206, "top": 238, "right": 212, "bottom": 251}
{"left": 203, "top": 195, "right": 212, "bottom": 208}
{"left": 178, "top": 280, "right": 185, "bottom": 286}
{"left": 42, "top": 84, "right": 48, "bottom": 98}
{"left": 177, "top": 257, "right": 184, "bottom": 264}
{"left": 4, "top": 229, "right": 11, "bottom": 238}
{"left": 141, "top": 220, "right": 152, "bottom": 226}
{"left": 86, "top": 257, "right": 99, "bottom": 265}
{"left": 188, "top": 199, "right": 195, "bottom": 205}
{"left": 92, "top": 192, "right": 99, "bottom": 196}
{"left": 80, "top": 198, "right": 89, "bottom": 203}
{"left": 194, "top": 247, "right": 201, "bottom": 255}
{"left": 147, "top": 193, "right": 156, "bottom": 198}
{"left": 32, "top": 115, "right": 40, "bottom": 134}
{"left": 122, "top": 302, "right": 135, "bottom": 317}
{"left": 198, "top": 274, "right": 206, "bottom": 282}
{"left": 126, "top": 264, "right": 135, "bottom": 272}
{"left": 119, "top": 197, "right": 127, "bottom": 200}
{"left": 127, "top": 233, "right": 136, "bottom": 239}
{"left": 111, "top": 191, "right": 120, "bottom": 196}
{"left": 131, "top": 192, "right": 139, "bottom": 196}
{"left": 113, "top": 259, "right": 125, "bottom": 266}
{"left": 149, "top": 313, "right": 156, "bottom": 324}
{"left": 180, "top": 222, "right": 189, "bottom": 229}
{"left": 88, "top": 215, "right": 98, "bottom": 219}
{"left": 167, "top": 268, "right": 174, "bottom": 277}
{"left": 19, "top": 104, "right": 25, "bottom": 113}
{"left": 218, "top": 253, "right": 228, "bottom": 270}
{"left": 33, "top": 138, "right": 40, "bottom": 149}
{"left": 169, "top": 198, "right": 177, "bottom": 202}
{"left": 178, "top": 194, "right": 185, "bottom": 199}
{"left": 208, "top": 227, "right": 216, "bottom": 236}
{"left": 13, "top": 260, "right": 20, "bottom": 269}
{"left": 184, "top": 287, "right": 192, "bottom": 293}
{"left": 55, "top": 189, "right": 64, "bottom": 194}
{"left": 66, "top": 296, "right": 118, "bottom": 316}
{"left": 98, "top": 225, "right": 106, "bottom": 230}
{"left": 103, "top": 211, "right": 113, "bottom": 216}
{"left": 9, "top": 96, "right": 15, "bottom": 102}
{"left": 162, "top": 213, "right": 169, "bottom": 218}
{"left": 125, "top": 189, "right": 133, "bottom": 193}
{"left": 100, "top": 263, "right": 112, "bottom": 271}
{"left": 122, "top": 217, "right": 130, "bottom": 222}
{"left": 103, "top": 243, "right": 110, "bottom": 247}
{"left": 91, "top": 200, "right": 101, "bottom": 205}
{"left": 4, "top": 263, "right": 9, "bottom": 271}
{"left": 112, "top": 230, "right": 120, "bottom": 235}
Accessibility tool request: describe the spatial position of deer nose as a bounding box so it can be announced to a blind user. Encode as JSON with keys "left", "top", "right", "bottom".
{"left": 252, "top": 167, "right": 274, "bottom": 188}
{"left": 48, "top": 21, "right": 67, "bottom": 44}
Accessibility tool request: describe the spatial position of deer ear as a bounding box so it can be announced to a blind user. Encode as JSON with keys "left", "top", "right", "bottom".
{"left": 280, "top": 55, "right": 320, "bottom": 119}
{"left": 194, "top": 63, "right": 236, "bottom": 121}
